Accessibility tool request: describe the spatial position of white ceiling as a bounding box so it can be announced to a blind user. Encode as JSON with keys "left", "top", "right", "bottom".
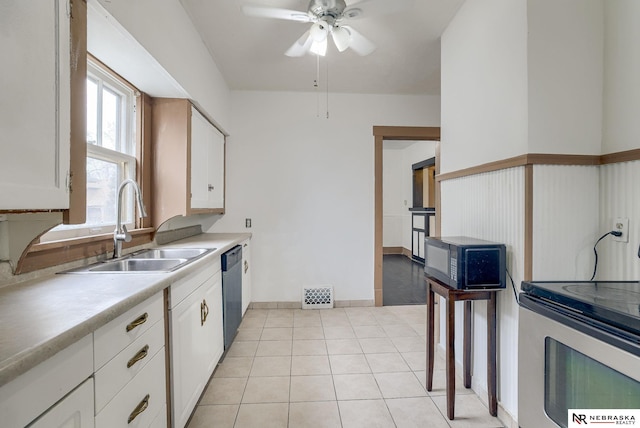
{"left": 179, "top": 0, "right": 464, "bottom": 95}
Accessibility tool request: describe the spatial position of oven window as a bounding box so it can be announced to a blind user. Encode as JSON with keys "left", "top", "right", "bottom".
{"left": 544, "top": 337, "right": 640, "bottom": 428}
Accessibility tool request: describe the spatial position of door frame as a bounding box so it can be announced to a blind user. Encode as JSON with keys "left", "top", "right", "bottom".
{"left": 373, "top": 126, "right": 441, "bottom": 306}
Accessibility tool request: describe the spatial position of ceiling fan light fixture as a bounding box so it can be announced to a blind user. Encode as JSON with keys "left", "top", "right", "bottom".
{"left": 310, "top": 21, "right": 329, "bottom": 42}
{"left": 310, "top": 37, "right": 327, "bottom": 56}
{"left": 331, "top": 26, "right": 351, "bottom": 52}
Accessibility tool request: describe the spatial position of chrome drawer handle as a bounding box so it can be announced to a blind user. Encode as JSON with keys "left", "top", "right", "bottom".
{"left": 128, "top": 394, "right": 149, "bottom": 424}
{"left": 208, "top": 184, "right": 214, "bottom": 191}
{"left": 126, "top": 312, "right": 148, "bottom": 332}
{"left": 127, "top": 345, "right": 149, "bottom": 368}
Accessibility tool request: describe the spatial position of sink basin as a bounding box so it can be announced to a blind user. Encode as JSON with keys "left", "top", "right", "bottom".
{"left": 87, "top": 258, "right": 187, "bottom": 273}
{"left": 130, "top": 248, "right": 213, "bottom": 260}
{"left": 60, "top": 247, "right": 216, "bottom": 274}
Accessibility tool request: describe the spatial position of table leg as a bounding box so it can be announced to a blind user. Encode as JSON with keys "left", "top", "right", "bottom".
{"left": 463, "top": 300, "right": 472, "bottom": 388}
{"left": 446, "top": 294, "right": 456, "bottom": 420}
{"left": 487, "top": 292, "right": 498, "bottom": 416}
{"left": 426, "top": 281, "right": 435, "bottom": 391}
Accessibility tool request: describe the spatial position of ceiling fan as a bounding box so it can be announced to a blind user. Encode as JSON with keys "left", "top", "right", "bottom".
{"left": 243, "top": 0, "right": 413, "bottom": 57}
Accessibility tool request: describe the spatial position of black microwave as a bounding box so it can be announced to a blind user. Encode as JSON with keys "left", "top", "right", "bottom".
{"left": 424, "top": 236, "right": 506, "bottom": 290}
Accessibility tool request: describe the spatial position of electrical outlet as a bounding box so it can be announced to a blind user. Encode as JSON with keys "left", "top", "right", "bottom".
{"left": 245, "top": 218, "right": 252, "bottom": 228}
{"left": 613, "top": 217, "right": 629, "bottom": 242}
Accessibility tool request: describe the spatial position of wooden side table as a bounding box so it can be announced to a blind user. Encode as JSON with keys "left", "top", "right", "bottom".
{"left": 425, "top": 275, "right": 500, "bottom": 420}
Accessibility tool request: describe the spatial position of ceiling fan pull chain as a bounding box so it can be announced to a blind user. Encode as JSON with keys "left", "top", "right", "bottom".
{"left": 315, "top": 54, "right": 320, "bottom": 118}
{"left": 326, "top": 58, "right": 329, "bottom": 119}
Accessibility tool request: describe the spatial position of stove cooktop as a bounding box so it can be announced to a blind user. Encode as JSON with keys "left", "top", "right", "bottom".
{"left": 521, "top": 281, "right": 640, "bottom": 337}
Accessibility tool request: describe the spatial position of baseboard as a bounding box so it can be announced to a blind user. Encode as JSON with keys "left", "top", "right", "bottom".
{"left": 383, "top": 246, "right": 404, "bottom": 255}
{"left": 383, "top": 247, "right": 416, "bottom": 260}
{"left": 249, "top": 300, "right": 375, "bottom": 310}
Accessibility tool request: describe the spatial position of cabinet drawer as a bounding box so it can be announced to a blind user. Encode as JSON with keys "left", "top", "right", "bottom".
{"left": 169, "top": 261, "right": 220, "bottom": 309}
{"left": 95, "top": 321, "right": 165, "bottom": 413}
{"left": 94, "top": 293, "right": 163, "bottom": 369}
{"left": 95, "top": 349, "right": 166, "bottom": 428}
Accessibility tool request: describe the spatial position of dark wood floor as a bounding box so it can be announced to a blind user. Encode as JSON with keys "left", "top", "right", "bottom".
{"left": 382, "top": 254, "right": 426, "bottom": 306}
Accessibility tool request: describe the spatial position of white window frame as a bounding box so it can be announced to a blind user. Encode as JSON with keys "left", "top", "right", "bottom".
{"left": 41, "top": 59, "right": 137, "bottom": 242}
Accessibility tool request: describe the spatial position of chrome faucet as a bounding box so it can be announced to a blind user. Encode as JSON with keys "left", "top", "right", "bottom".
{"left": 113, "top": 179, "right": 147, "bottom": 259}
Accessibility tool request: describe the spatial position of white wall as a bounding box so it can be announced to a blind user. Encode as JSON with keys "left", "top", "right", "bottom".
{"left": 440, "top": 0, "right": 640, "bottom": 422}
{"left": 96, "top": 0, "right": 231, "bottom": 131}
{"left": 527, "top": 0, "right": 603, "bottom": 155}
{"left": 602, "top": 0, "right": 640, "bottom": 154}
{"left": 207, "top": 91, "right": 440, "bottom": 303}
{"left": 532, "top": 165, "right": 600, "bottom": 280}
{"left": 440, "top": 0, "right": 529, "bottom": 173}
{"left": 598, "top": 161, "right": 640, "bottom": 280}
{"left": 440, "top": 3, "right": 528, "bottom": 418}
{"left": 594, "top": 1, "right": 640, "bottom": 279}
{"left": 382, "top": 147, "right": 404, "bottom": 248}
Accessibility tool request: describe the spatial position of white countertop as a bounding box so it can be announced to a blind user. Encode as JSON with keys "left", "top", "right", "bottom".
{"left": 0, "top": 233, "right": 250, "bottom": 387}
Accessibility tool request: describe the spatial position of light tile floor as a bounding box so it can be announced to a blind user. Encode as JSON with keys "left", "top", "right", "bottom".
{"left": 187, "top": 306, "right": 505, "bottom": 428}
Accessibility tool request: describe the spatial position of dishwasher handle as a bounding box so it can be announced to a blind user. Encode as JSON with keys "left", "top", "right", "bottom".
{"left": 221, "top": 245, "right": 243, "bottom": 271}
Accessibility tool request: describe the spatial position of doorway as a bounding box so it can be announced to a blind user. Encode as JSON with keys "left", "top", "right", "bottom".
{"left": 373, "top": 126, "right": 441, "bottom": 307}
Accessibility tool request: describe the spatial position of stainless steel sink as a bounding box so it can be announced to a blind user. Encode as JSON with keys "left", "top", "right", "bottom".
{"left": 129, "top": 248, "right": 212, "bottom": 260}
{"left": 87, "top": 258, "right": 187, "bottom": 272}
{"left": 60, "top": 247, "right": 216, "bottom": 274}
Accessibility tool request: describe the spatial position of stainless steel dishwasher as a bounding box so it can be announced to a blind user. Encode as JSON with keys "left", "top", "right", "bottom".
{"left": 221, "top": 245, "right": 243, "bottom": 350}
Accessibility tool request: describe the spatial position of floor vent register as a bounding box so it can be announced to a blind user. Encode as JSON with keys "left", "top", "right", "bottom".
{"left": 302, "top": 287, "right": 334, "bottom": 309}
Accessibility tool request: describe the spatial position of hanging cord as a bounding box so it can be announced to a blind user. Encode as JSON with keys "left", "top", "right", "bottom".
{"left": 325, "top": 58, "right": 329, "bottom": 119}
{"left": 506, "top": 268, "right": 519, "bottom": 304}
{"left": 314, "top": 54, "right": 320, "bottom": 118}
{"left": 590, "top": 230, "right": 622, "bottom": 281}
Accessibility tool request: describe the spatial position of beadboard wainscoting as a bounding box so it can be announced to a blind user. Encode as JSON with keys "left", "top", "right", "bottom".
{"left": 440, "top": 166, "right": 525, "bottom": 423}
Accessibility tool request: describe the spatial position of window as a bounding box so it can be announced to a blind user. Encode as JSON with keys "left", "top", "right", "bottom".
{"left": 42, "top": 58, "right": 138, "bottom": 241}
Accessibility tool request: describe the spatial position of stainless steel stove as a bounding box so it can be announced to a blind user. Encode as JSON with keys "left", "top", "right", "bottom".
{"left": 518, "top": 281, "right": 640, "bottom": 428}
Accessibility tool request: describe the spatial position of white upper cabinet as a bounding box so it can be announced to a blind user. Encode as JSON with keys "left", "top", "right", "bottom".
{"left": 152, "top": 98, "right": 225, "bottom": 229}
{"left": 0, "top": 0, "right": 71, "bottom": 210}
{"left": 190, "top": 107, "right": 225, "bottom": 210}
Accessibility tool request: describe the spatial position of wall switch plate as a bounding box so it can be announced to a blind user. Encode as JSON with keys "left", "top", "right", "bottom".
{"left": 613, "top": 217, "right": 629, "bottom": 242}
{"left": 245, "top": 218, "right": 251, "bottom": 228}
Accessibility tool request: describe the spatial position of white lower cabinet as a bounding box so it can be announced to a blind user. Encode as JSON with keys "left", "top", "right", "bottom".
{"left": 93, "top": 292, "right": 167, "bottom": 428}
{"left": 169, "top": 264, "right": 223, "bottom": 428}
{"left": 0, "top": 334, "right": 93, "bottom": 428}
{"left": 241, "top": 238, "right": 252, "bottom": 315}
{"left": 28, "top": 379, "right": 94, "bottom": 428}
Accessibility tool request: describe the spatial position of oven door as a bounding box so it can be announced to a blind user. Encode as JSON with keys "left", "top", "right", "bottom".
{"left": 518, "top": 295, "right": 640, "bottom": 428}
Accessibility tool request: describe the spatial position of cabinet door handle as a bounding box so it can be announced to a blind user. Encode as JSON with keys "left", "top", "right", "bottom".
{"left": 127, "top": 345, "right": 149, "bottom": 368}
{"left": 244, "top": 260, "right": 249, "bottom": 274}
{"left": 128, "top": 394, "right": 150, "bottom": 424}
{"left": 208, "top": 184, "right": 214, "bottom": 191}
{"left": 202, "top": 299, "right": 209, "bottom": 324}
{"left": 201, "top": 300, "right": 209, "bottom": 325}
{"left": 126, "top": 312, "right": 148, "bottom": 332}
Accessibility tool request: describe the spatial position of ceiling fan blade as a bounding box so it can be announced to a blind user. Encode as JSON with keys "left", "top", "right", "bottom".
{"left": 342, "top": 0, "right": 414, "bottom": 20}
{"left": 285, "top": 30, "right": 313, "bottom": 57}
{"left": 242, "top": 5, "right": 311, "bottom": 22}
{"left": 343, "top": 26, "right": 376, "bottom": 56}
